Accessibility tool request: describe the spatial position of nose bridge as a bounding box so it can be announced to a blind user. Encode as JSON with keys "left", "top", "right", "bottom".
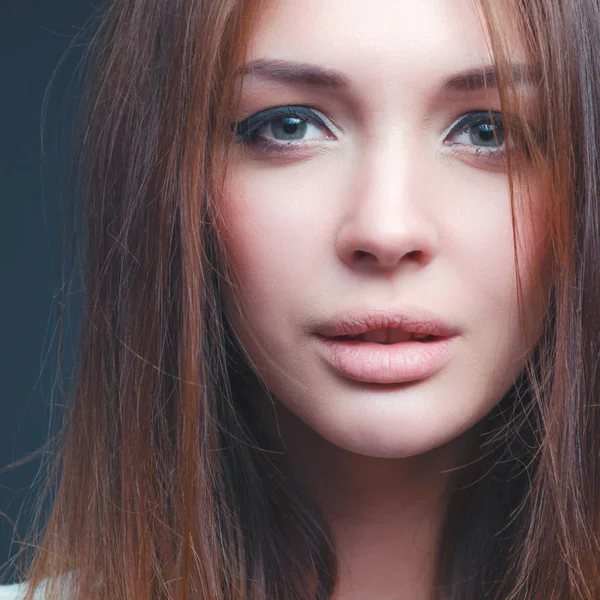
{"left": 336, "top": 133, "right": 439, "bottom": 269}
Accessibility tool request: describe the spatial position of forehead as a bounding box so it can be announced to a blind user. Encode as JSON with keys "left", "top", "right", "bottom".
{"left": 247, "top": 0, "right": 521, "bottom": 93}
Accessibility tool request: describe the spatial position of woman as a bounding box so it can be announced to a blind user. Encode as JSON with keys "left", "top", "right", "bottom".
{"left": 1, "top": 0, "right": 599, "bottom": 598}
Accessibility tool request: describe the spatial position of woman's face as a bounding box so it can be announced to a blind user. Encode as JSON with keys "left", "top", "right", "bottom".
{"left": 219, "top": 0, "right": 548, "bottom": 458}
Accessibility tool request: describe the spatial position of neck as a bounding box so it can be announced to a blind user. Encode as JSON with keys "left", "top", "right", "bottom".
{"left": 270, "top": 402, "right": 475, "bottom": 600}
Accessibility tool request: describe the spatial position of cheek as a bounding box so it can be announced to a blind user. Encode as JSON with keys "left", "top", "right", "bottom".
{"left": 462, "top": 177, "right": 549, "bottom": 364}
{"left": 514, "top": 181, "right": 552, "bottom": 344}
{"left": 218, "top": 188, "right": 306, "bottom": 311}
{"left": 432, "top": 172, "right": 549, "bottom": 397}
{"left": 218, "top": 163, "right": 340, "bottom": 313}
{"left": 454, "top": 170, "right": 547, "bottom": 292}
{"left": 216, "top": 173, "right": 315, "bottom": 353}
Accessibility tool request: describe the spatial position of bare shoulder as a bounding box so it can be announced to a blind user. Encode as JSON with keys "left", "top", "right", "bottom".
{"left": 0, "top": 573, "right": 71, "bottom": 600}
{"left": 0, "top": 581, "right": 57, "bottom": 600}
{"left": 0, "top": 583, "right": 29, "bottom": 600}
{"left": 0, "top": 575, "right": 72, "bottom": 600}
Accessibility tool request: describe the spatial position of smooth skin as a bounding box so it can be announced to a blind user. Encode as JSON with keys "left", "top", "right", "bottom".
{"left": 219, "top": 0, "right": 548, "bottom": 597}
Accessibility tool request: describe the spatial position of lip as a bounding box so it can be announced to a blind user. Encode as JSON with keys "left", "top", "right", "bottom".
{"left": 313, "top": 307, "right": 460, "bottom": 384}
{"left": 314, "top": 307, "right": 459, "bottom": 338}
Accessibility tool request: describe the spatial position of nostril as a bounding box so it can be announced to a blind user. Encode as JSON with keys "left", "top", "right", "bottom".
{"left": 351, "top": 248, "right": 423, "bottom": 265}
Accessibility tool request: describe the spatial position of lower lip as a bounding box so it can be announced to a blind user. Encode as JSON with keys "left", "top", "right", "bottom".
{"left": 315, "top": 335, "right": 457, "bottom": 384}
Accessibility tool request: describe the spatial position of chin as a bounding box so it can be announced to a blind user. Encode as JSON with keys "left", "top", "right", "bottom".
{"left": 314, "top": 415, "right": 476, "bottom": 459}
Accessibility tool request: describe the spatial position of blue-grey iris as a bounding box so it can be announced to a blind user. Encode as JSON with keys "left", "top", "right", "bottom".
{"left": 473, "top": 123, "right": 504, "bottom": 147}
{"left": 271, "top": 117, "right": 307, "bottom": 140}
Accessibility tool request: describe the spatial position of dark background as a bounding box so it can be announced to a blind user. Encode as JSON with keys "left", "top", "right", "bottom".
{"left": 1, "top": 0, "right": 95, "bottom": 584}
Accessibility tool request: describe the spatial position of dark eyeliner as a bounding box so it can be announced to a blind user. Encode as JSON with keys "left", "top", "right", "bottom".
{"left": 233, "top": 105, "right": 328, "bottom": 144}
{"left": 446, "top": 110, "right": 503, "bottom": 139}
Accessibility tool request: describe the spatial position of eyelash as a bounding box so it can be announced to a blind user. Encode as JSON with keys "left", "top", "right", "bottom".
{"left": 233, "top": 105, "right": 334, "bottom": 154}
{"left": 232, "top": 106, "right": 508, "bottom": 162}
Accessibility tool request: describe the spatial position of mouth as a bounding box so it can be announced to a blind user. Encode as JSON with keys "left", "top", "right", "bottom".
{"left": 330, "top": 328, "right": 438, "bottom": 344}
{"left": 312, "top": 308, "right": 459, "bottom": 384}
{"left": 314, "top": 329, "right": 456, "bottom": 384}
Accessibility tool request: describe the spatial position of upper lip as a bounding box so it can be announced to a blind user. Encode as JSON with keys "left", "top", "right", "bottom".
{"left": 314, "top": 307, "right": 459, "bottom": 338}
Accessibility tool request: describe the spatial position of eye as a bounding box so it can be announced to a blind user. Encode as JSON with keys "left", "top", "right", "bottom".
{"left": 445, "top": 111, "right": 505, "bottom": 150}
{"left": 233, "top": 105, "right": 335, "bottom": 151}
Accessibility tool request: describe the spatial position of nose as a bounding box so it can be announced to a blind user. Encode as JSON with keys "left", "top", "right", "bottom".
{"left": 335, "top": 142, "right": 439, "bottom": 272}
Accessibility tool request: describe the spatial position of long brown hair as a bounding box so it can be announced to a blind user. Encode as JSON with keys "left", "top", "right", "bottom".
{"left": 3, "top": 0, "right": 600, "bottom": 598}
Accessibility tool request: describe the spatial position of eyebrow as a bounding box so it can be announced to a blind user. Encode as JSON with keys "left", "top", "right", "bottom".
{"left": 241, "top": 59, "right": 538, "bottom": 92}
{"left": 242, "top": 59, "right": 350, "bottom": 88}
{"left": 443, "top": 64, "right": 540, "bottom": 91}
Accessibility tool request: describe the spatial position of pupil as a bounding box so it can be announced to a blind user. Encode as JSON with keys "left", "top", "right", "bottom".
{"left": 272, "top": 117, "right": 307, "bottom": 140}
{"left": 474, "top": 123, "right": 504, "bottom": 146}
{"left": 282, "top": 118, "right": 299, "bottom": 134}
